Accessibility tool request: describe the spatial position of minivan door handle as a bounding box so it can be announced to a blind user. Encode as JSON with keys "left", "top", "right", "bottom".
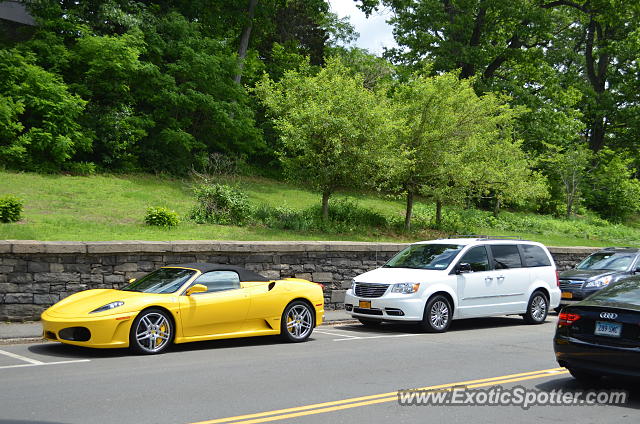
{"left": 496, "top": 276, "right": 505, "bottom": 281}
{"left": 485, "top": 277, "right": 494, "bottom": 282}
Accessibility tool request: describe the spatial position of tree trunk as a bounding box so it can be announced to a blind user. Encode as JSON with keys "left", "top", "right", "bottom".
{"left": 588, "top": 114, "right": 606, "bottom": 152}
{"left": 404, "top": 190, "right": 414, "bottom": 232}
{"left": 435, "top": 199, "right": 443, "bottom": 228}
{"left": 321, "top": 191, "right": 330, "bottom": 222}
{"left": 493, "top": 197, "right": 501, "bottom": 218}
{"left": 234, "top": 0, "right": 258, "bottom": 84}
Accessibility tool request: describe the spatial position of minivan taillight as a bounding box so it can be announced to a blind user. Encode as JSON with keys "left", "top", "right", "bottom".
{"left": 558, "top": 312, "right": 581, "bottom": 326}
{"left": 556, "top": 271, "right": 560, "bottom": 287}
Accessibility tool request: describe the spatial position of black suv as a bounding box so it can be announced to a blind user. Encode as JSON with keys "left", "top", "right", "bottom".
{"left": 558, "top": 247, "right": 640, "bottom": 311}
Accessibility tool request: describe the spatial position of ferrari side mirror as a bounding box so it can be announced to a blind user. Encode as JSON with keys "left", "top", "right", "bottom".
{"left": 185, "top": 284, "right": 207, "bottom": 296}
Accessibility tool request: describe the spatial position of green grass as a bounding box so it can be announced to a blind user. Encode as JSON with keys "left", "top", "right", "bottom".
{"left": 1, "top": 170, "right": 639, "bottom": 247}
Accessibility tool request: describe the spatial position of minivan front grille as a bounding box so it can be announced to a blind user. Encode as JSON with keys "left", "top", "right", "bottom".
{"left": 355, "top": 283, "right": 389, "bottom": 298}
{"left": 559, "top": 280, "right": 584, "bottom": 290}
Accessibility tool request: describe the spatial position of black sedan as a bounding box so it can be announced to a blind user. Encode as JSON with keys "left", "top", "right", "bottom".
{"left": 554, "top": 277, "right": 640, "bottom": 382}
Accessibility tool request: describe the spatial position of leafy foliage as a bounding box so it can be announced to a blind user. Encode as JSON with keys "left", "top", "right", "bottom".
{"left": 189, "top": 184, "right": 252, "bottom": 225}
{"left": 0, "top": 49, "right": 89, "bottom": 171}
{"left": 0, "top": 195, "right": 24, "bottom": 223}
{"left": 144, "top": 206, "right": 180, "bottom": 228}
{"left": 254, "top": 57, "right": 394, "bottom": 220}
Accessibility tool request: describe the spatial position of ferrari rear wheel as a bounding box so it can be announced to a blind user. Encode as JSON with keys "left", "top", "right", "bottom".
{"left": 130, "top": 308, "right": 173, "bottom": 354}
{"left": 281, "top": 301, "right": 314, "bottom": 342}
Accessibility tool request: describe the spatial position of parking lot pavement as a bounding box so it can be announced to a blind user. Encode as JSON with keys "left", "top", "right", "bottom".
{"left": 0, "top": 317, "right": 637, "bottom": 424}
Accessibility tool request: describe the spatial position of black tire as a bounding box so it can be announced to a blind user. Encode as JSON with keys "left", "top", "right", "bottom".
{"left": 129, "top": 308, "right": 174, "bottom": 354}
{"left": 523, "top": 291, "right": 549, "bottom": 324}
{"left": 281, "top": 300, "right": 315, "bottom": 342}
{"left": 568, "top": 368, "right": 601, "bottom": 385}
{"left": 420, "top": 295, "right": 452, "bottom": 333}
{"left": 358, "top": 318, "right": 382, "bottom": 327}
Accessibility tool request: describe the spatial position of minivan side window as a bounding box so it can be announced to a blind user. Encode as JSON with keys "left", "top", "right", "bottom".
{"left": 520, "top": 244, "right": 551, "bottom": 267}
{"left": 491, "top": 245, "right": 522, "bottom": 269}
{"left": 459, "top": 246, "right": 490, "bottom": 272}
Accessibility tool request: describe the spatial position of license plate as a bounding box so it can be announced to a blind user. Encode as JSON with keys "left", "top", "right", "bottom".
{"left": 594, "top": 321, "right": 622, "bottom": 338}
{"left": 359, "top": 300, "right": 371, "bottom": 309}
{"left": 561, "top": 292, "right": 573, "bottom": 299}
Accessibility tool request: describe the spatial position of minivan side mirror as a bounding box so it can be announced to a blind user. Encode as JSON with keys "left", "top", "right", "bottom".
{"left": 456, "top": 263, "right": 473, "bottom": 274}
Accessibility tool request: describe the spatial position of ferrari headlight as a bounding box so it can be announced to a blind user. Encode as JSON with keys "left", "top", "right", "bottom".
{"left": 391, "top": 283, "right": 420, "bottom": 294}
{"left": 584, "top": 276, "right": 612, "bottom": 289}
{"left": 90, "top": 301, "right": 124, "bottom": 314}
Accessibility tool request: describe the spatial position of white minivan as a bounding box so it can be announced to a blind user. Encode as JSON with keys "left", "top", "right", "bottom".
{"left": 344, "top": 237, "right": 561, "bottom": 332}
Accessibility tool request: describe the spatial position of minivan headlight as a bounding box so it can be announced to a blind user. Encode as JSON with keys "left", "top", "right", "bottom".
{"left": 584, "top": 276, "right": 612, "bottom": 289}
{"left": 391, "top": 283, "right": 420, "bottom": 294}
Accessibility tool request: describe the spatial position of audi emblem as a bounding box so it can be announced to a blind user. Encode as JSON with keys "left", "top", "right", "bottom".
{"left": 600, "top": 312, "right": 618, "bottom": 320}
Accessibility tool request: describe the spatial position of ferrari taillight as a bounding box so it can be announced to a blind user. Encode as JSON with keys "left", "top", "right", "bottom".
{"left": 558, "top": 312, "right": 581, "bottom": 326}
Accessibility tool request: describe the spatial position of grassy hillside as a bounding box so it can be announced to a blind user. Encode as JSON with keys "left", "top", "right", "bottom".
{"left": 0, "top": 170, "right": 639, "bottom": 247}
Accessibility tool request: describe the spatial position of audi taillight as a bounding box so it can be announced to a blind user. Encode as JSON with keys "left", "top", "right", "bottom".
{"left": 558, "top": 312, "right": 581, "bottom": 326}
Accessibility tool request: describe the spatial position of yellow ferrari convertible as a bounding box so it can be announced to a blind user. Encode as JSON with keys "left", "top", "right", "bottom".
{"left": 41, "top": 263, "right": 325, "bottom": 354}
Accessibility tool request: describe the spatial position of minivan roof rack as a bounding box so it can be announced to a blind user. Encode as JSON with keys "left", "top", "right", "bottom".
{"left": 446, "top": 235, "right": 524, "bottom": 240}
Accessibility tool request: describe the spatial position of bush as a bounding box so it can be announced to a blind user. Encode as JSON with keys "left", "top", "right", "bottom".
{"left": 189, "top": 184, "right": 252, "bottom": 225}
{"left": 144, "top": 207, "right": 180, "bottom": 227}
{"left": 252, "top": 198, "right": 388, "bottom": 233}
{"left": 65, "top": 162, "right": 97, "bottom": 176}
{"left": 0, "top": 195, "right": 23, "bottom": 223}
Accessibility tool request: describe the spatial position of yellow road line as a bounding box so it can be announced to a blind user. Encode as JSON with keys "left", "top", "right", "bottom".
{"left": 192, "top": 367, "right": 568, "bottom": 424}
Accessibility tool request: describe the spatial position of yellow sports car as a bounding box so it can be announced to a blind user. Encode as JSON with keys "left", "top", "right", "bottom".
{"left": 41, "top": 263, "right": 324, "bottom": 354}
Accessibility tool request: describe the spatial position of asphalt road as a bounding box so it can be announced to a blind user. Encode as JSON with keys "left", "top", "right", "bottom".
{"left": 0, "top": 316, "right": 638, "bottom": 424}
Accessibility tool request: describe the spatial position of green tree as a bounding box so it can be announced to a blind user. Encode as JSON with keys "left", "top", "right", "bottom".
{"left": 541, "top": 143, "right": 593, "bottom": 218}
{"left": 584, "top": 149, "right": 640, "bottom": 222}
{"left": 386, "top": 72, "right": 544, "bottom": 230}
{"left": 0, "top": 49, "right": 89, "bottom": 171}
{"left": 254, "top": 57, "right": 393, "bottom": 220}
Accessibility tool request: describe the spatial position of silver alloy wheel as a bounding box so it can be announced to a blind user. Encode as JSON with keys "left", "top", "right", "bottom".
{"left": 430, "top": 300, "right": 449, "bottom": 330}
{"left": 286, "top": 304, "right": 313, "bottom": 340}
{"left": 135, "top": 312, "right": 171, "bottom": 353}
{"left": 531, "top": 295, "right": 547, "bottom": 322}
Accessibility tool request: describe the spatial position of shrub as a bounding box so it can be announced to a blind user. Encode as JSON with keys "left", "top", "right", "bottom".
{"left": 65, "top": 162, "right": 97, "bottom": 176}
{"left": 189, "top": 184, "right": 252, "bottom": 225}
{"left": 0, "top": 195, "right": 23, "bottom": 223}
{"left": 144, "top": 207, "right": 180, "bottom": 227}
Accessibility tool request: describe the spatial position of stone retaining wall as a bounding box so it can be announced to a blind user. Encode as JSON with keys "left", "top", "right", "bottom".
{"left": 0, "top": 240, "right": 599, "bottom": 321}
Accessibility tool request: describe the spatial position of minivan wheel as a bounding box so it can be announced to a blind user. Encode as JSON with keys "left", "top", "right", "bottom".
{"left": 523, "top": 291, "right": 548, "bottom": 324}
{"left": 420, "top": 295, "right": 452, "bottom": 333}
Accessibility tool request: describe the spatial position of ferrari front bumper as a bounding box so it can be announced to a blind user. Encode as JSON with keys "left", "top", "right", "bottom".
{"left": 41, "top": 310, "right": 136, "bottom": 348}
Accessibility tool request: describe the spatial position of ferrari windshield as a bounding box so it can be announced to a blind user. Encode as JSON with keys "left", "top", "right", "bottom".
{"left": 576, "top": 252, "right": 636, "bottom": 271}
{"left": 384, "top": 244, "right": 464, "bottom": 270}
{"left": 122, "top": 268, "right": 196, "bottom": 293}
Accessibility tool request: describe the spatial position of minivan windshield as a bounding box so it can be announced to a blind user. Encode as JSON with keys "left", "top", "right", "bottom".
{"left": 384, "top": 244, "right": 464, "bottom": 270}
{"left": 576, "top": 252, "right": 636, "bottom": 271}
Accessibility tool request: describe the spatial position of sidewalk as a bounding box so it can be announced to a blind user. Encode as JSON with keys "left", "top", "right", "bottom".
{"left": 0, "top": 309, "right": 355, "bottom": 341}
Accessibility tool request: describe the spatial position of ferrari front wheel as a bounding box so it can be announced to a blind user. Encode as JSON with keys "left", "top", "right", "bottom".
{"left": 130, "top": 308, "right": 174, "bottom": 354}
{"left": 281, "top": 301, "right": 314, "bottom": 342}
